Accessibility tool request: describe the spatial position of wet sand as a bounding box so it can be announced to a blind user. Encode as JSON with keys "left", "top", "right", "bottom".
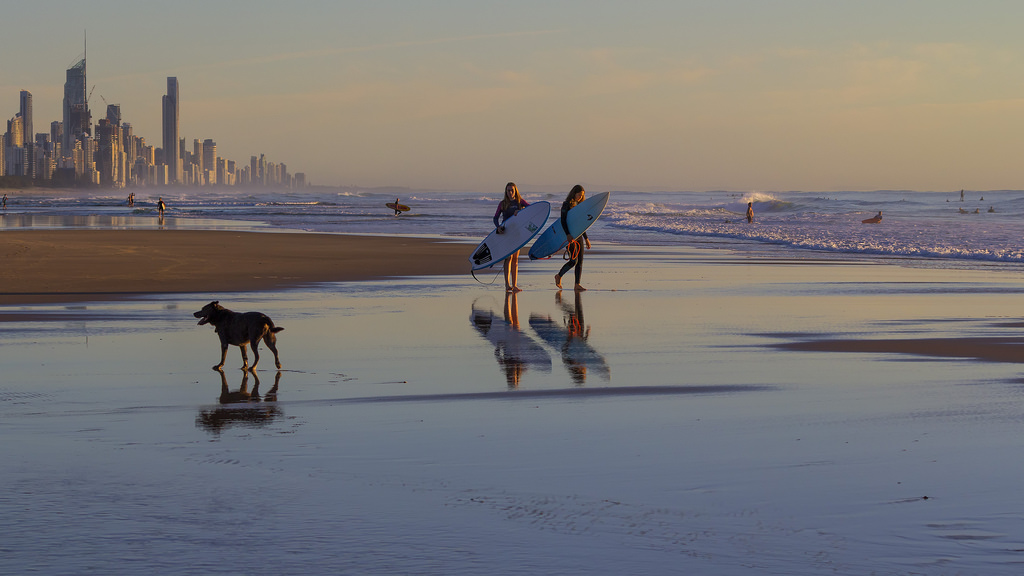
{"left": 0, "top": 229, "right": 470, "bottom": 304}
{"left": 4, "top": 241, "right": 1024, "bottom": 574}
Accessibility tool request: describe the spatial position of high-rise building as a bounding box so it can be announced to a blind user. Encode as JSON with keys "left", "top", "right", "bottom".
{"left": 50, "top": 121, "right": 63, "bottom": 158}
{"left": 106, "top": 104, "right": 120, "bottom": 126}
{"left": 203, "top": 138, "right": 216, "bottom": 185}
{"left": 162, "top": 77, "right": 180, "bottom": 184}
{"left": 63, "top": 56, "right": 90, "bottom": 154}
{"left": 20, "top": 90, "right": 34, "bottom": 179}
{"left": 193, "top": 139, "right": 203, "bottom": 175}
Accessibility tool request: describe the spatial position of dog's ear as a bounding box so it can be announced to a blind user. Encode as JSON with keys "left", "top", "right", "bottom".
{"left": 212, "top": 301, "right": 219, "bottom": 306}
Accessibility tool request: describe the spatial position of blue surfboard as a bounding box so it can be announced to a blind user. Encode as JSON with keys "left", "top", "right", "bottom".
{"left": 528, "top": 192, "right": 609, "bottom": 260}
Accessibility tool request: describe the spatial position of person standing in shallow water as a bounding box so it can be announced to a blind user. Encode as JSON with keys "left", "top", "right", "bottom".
{"left": 493, "top": 182, "right": 529, "bottom": 292}
{"left": 746, "top": 202, "right": 754, "bottom": 223}
{"left": 554, "top": 184, "right": 592, "bottom": 292}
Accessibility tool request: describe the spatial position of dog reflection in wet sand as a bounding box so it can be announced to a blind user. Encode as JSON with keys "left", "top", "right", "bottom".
{"left": 195, "top": 369, "right": 282, "bottom": 434}
{"left": 193, "top": 301, "right": 283, "bottom": 371}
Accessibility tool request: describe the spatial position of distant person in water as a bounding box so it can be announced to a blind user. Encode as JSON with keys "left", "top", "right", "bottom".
{"left": 862, "top": 211, "right": 882, "bottom": 224}
{"left": 157, "top": 197, "right": 166, "bottom": 218}
{"left": 554, "top": 184, "right": 592, "bottom": 292}
{"left": 493, "top": 182, "right": 529, "bottom": 293}
{"left": 746, "top": 202, "right": 754, "bottom": 223}
{"left": 2, "top": 194, "right": 6, "bottom": 209}
{"left": 393, "top": 198, "right": 402, "bottom": 216}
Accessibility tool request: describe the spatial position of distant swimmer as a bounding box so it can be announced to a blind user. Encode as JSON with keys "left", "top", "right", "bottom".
{"left": 988, "top": 206, "right": 995, "bottom": 213}
{"left": 861, "top": 211, "right": 882, "bottom": 224}
{"left": 746, "top": 202, "right": 754, "bottom": 223}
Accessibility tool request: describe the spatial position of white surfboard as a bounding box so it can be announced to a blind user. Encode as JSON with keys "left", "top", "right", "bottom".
{"left": 528, "top": 192, "right": 610, "bottom": 260}
{"left": 470, "top": 201, "right": 551, "bottom": 270}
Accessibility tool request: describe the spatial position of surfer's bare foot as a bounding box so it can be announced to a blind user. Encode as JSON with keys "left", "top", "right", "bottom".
{"left": 554, "top": 274, "right": 562, "bottom": 289}
{"left": 575, "top": 284, "right": 586, "bottom": 292}
{"left": 512, "top": 286, "right": 523, "bottom": 293}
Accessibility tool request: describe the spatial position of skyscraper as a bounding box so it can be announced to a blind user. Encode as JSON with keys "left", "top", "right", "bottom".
{"left": 203, "top": 138, "right": 216, "bottom": 185}
{"left": 162, "top": 77, "right": 180, "bottom": 184}
{"left": 62, "top": 56, "right": 89, "bottom": 154}
{"left": 21, "top": 90, "right": 34, "bottom": 178}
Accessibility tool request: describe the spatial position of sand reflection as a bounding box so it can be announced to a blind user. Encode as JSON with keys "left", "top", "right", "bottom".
{"left": 470, "top": 292, "right": 553, "bottom": 388}
{"left": 529, "top": 291, "right": 611, "bottom": 385}
{"left": 195, "top": 369, "right": 283, "bottom": 434}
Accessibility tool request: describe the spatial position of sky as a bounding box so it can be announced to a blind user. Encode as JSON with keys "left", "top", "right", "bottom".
{"left": 4, "top": 0, "right": 1024, "bottom": 193}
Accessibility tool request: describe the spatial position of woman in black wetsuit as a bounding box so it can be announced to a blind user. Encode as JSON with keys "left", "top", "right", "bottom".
{"left": 554, "top": 184, "right": 591, "bottom": 292}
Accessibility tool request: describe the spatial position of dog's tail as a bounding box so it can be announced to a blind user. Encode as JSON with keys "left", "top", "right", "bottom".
{"left": 265, "top": 317, "right": 285, "bottom": 333}
{"left": 271, "top": 326, "right": 284, "bottom": 333}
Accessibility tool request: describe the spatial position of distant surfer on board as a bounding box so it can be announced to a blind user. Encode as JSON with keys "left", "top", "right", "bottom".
{"left": 862, "top": 211, "right": 882, "bottom": 224}
{"left": 554, "top": 185, "right": 592, "bottom": 292}
{"left": 493, "top": 182, "right": 529, "bottom": 292}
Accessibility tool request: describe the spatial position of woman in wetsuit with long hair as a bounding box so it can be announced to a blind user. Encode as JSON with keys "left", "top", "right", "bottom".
{"left": 554, "top": 184, "right": 591, "bottom": 292}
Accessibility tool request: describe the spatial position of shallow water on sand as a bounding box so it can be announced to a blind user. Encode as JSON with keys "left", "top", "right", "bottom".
{"left": 4, "top": 246, "right": 1024, "bottom": 574}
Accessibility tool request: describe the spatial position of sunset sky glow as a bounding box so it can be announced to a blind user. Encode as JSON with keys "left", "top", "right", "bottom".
{"left": 5, "top": 0, "right": 1024, "bottom": 192}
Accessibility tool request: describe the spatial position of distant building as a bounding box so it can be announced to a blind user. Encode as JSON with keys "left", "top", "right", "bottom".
{"left": 203, "top": 139, "right": 216, "bottom": 185}
{"left": 5, "top": 115, "right": 24, "bottom": 176}
{"left": 20, "top": 90, "right": 34, "bottom": 179}
{"left": 162, "top": 77, "right": 180, "bottom": 184}
{"left": 63, "top": 57, "right": 90, "bottom": 155}
{"left": 50, "top": 121, "right": 62, "bottom": 158}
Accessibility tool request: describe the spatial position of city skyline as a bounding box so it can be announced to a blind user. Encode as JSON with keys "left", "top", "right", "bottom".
{"left": 5, "top": 2, "right": 1024, "bottom": 192}
{"left": 3, "top": 49, "right": 304, "bottom": 189}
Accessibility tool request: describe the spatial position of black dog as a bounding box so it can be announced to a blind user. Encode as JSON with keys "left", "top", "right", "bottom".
{"left": 193, "top": 301, "right": 283, "bottom": 371}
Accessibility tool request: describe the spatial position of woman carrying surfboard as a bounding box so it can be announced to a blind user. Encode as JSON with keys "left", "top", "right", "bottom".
{"left": 494, "top": 182, "right": 529, "bottom": 292}
{"left": 554, "top": 185, "right": 592, "bottom": 292}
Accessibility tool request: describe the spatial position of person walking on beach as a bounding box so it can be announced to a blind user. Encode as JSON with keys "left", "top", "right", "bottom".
{"left": 157, "top": 197, "right": 166, "bottom": 218}
{"left": 494, "top": 182, "right": 529, "bottom": 292}
{"left": 554, "top": 184, "right": 592, "bottom": 292}
{"left": 746, "top": 202, "right": 754, "bottom": 223}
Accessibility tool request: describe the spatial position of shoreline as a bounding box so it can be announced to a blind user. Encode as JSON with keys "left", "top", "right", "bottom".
{"left": 0, "top": 229, "right": 472, "bottom": 305}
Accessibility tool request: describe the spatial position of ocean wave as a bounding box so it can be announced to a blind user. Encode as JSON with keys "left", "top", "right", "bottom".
{"left": 606, "top": 211, "right": 1024, "bottom": 263}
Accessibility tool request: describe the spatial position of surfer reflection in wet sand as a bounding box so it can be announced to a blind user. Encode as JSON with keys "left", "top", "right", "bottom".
{"left": 195, "top": 369, "right": 282, "bottom": 434}
{"left": 555, "top": 185, "right": 592, "bottom": 292}
{"left": 470, "top": 293, "right": 553, "bottom": 388}
{"left": 529, "top": 291, "right": 610, "bottom": 385}
{"left": 494, "top": 182, "right": 529, "bottom": 293}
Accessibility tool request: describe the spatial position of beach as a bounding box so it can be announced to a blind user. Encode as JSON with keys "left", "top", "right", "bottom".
{"left": 4, "top": 224, "right": 1024, "bottom": 575}
{"left": 0, "top": 230, "right": 469, "bottom": 304}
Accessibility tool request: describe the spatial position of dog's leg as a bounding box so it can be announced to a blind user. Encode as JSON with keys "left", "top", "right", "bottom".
{"left": 239, "top": 343, "right": 249, "bottom": 371}
{"left": 249, "top": 337, "right": 261, "bottom": 371}
{"left": 214, "top": 343, "right": 228, "bottom": 370}
{"left": 264, "top": 333, "right": 282, "bottom": 369}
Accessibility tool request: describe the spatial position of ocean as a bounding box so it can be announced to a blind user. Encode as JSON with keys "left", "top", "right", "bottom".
{"left": 3, "top": 186, "right": 1023, "bottom": 270}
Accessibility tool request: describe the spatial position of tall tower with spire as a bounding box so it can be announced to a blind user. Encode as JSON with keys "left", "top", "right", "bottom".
{"left": 62, "top": 36, "right": 90, "bottom": 155}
